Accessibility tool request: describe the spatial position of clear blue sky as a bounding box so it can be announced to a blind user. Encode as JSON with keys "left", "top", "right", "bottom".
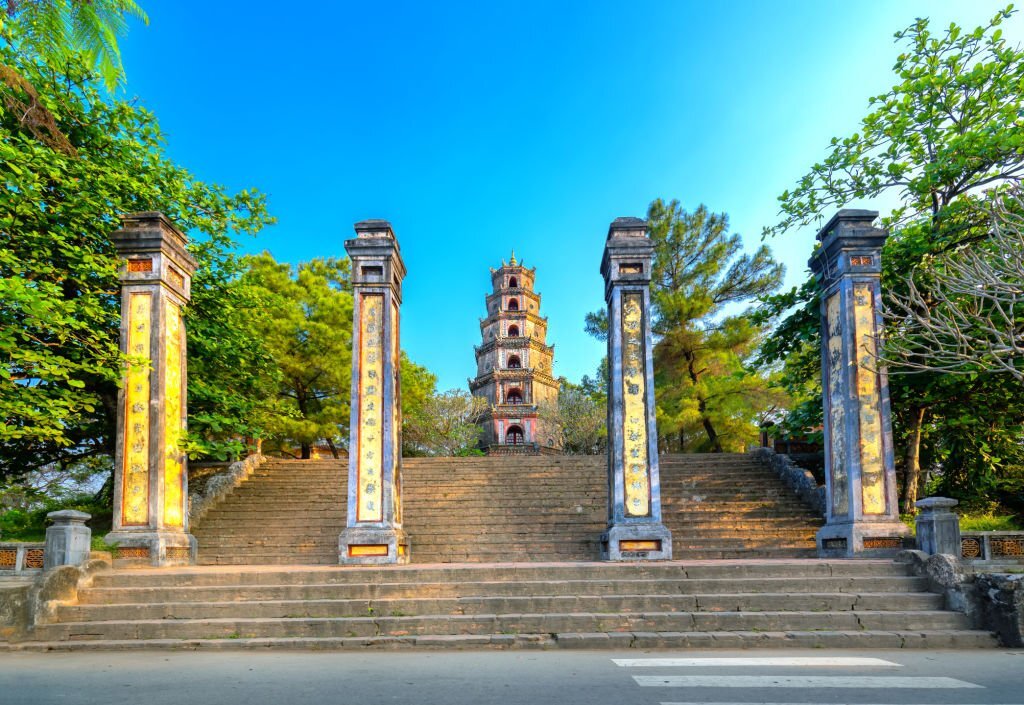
{"left": 118, "top": 1, "right": 1022, "bottom": 392}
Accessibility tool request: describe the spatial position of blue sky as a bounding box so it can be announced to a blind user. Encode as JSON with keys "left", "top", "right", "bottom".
{"left": 118, "top": 1, "right": 1023, "bottom": 392}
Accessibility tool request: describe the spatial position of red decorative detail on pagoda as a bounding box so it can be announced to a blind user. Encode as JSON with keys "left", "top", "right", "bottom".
{"left": 468, "top": 253, "right": 560, "bottom": 454}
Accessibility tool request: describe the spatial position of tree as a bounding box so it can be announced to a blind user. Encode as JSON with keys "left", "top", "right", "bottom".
{"left": 241, "top": 253, "right": 353, "bottom": 460}
{"left": 887, "top": 190, "right": 1024, "bottom": 380}
{"left": 2, "top": 0, "right": 147, "bottom": 90}
{"left": 765, "top": 6, "right": 1024, "bottom": 240}
{"left": 402, "top": 389, "right": 486, "bottom": 457}
{"left": 648, "top": 200, "right": 785, "bottom": 452}
{"left": 538, "top": 378, "right": 606, "bottom": 455}
{"left": 0, "top": 34, "right": 273, "bottom": 483}
{"left": 586, "top": 201, "right": 785, "bottom": 452}
{"left": 766, "top": 7, "right": 1024, "bottom": 511}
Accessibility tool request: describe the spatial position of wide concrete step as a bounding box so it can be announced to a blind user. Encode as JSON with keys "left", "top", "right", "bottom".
{"left": 68, "top": 590, "right": 943, "bottom": 618}
{"left": 89, "top": 562, "right": 920, "bottom": 588}
{"left": 2, "top": 628, "right": 999, "bottom": 652}
{"left": 31, "top": 609, "right": 972, "bottom": 642}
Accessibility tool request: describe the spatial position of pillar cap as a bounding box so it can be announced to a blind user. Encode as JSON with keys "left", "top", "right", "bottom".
{"left": 47, "top": 509, "right": 91, "bottom": 524}
{"left": 815, "top": 209, "right": 879, "bottom": 242}
{"left": 915, "top": 497, "right": 959, "bottom": 511}
{"left": 354, "top": 219, "right": 396, "bottom": 240}
{"left": 111, "top": 211, "right": 197, "bottom": 276}
{"left": 607, "top": 216, "right": 647, "bottom": 240}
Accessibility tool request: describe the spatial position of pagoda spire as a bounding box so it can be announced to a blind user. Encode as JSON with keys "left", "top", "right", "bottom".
{"left": 509, "top": 249, "right": 517, "bottom": 266}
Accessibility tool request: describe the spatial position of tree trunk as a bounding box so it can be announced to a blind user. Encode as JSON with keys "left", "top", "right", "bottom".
{"left": 900, "top": 406, "right": 927, "bottom": 513}
{"left": 325, "top": 437, "right": 340, "bottom": 460}
{"left": 300, "top": 442, "right": 311, "bottom": 460}
{"left": 700, "top": 410, "right": 724, "bottom": 453}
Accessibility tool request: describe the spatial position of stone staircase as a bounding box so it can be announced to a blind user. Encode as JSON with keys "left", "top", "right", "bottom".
{"left": 8, "top": 561, "right": 996, "bottom": 650}
{"left": 192, "top": 453, "right": 822, "bottom": 565}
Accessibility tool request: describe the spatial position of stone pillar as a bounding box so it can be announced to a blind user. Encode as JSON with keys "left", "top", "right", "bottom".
{"left": 915, "top": 497, "right": 962, "bottom": 556}
{"left": 106, "top": 212, "right": 197, "bottom": 566}
{"left": 339, "top": 220, "right": 409, "bottom": 564}
{"left": 810, "top": 210, "right": 909, "bottom": 557}
{"left": 600, "top": 217, "right": 672, "bottom": 560}
{"left": 44, "top": 510, "right": 92, "bottom": 570}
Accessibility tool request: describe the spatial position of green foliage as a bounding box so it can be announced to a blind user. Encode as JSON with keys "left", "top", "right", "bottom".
{"left": 646, "top": 200, "right": 786, "bottom": 452}
{"left": 1, "top": 0, "right": 148, "bottom": 90}
{"left": 766, "top": 7, "right": 1024, "bottom": 513}
{"left": 400, "top": 351, "right": 438, "bottom": 449}
{"left": 766, "top": 6, "right": 1024, "bottom": 238}
{"left": 241, "top": 253, "right": 353, "bottom": 459}
{"left": 0, "top": 30, "right": 273, "bottom": 480}
{"left": 958, "top": 513, "right": 1022, "bottom": 532}
{"left": 539, "top": 377, "right": 606, "bottom": 455}
{"left": 0, "top": 489, "right": 111, "bottom": 540}
{"left": 402, "top": 387, "right": 486, "bottom": 457}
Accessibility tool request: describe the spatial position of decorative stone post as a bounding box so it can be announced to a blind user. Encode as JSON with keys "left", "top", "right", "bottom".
{"left": 44, "top": 510, "right": 92, "bottom": 570}
{"left": 106, "top": 212, "right": 197, "bottom": 566}
{"left": 810, "top": 210, "right": 909, "bottom": 557}
{"left": 600, "top": 217, "right": 672, "bottom": 560}
{"left": 339, "top": 220, "right": 409, "bottom": 564}
{"left": 915, "top": 497, "right": 961, "bottom": 556}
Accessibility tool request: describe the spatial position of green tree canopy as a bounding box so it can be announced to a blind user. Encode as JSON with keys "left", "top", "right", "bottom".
{"left": 0, "top": 31, "right": 273, "bottom": 481}
{"left": 241, "top": 253, "right": 353, "bottom": 460}
{"left": 2, "top": 0, "right": 147, "bottom": 90}
{"left": 765, "top": 6, "right": 1024, "bottom": 512}
{"left": 586, "top": 200, "right": 786, "bottom": 452}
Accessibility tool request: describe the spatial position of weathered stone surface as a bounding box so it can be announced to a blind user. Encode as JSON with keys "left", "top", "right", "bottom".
{"left": 810, "top": 211, "right": 909, "bottom": 556}
{"left": 600, "top": 217, "right": 671, "bottom": 560}
{"left": 43, "top": 510, "right": 91, "bottom": 571}
{"left": 915, "top": 496, "right": 962, "bottom": 556}
{"left": 189, "top": 454, "right": 266, "bottom": 529}
{"left": 973, "top": 572, "right": 1024, "bottom": 647}
{"left": 750, "top": 448, "right": 825, "bottom": 516}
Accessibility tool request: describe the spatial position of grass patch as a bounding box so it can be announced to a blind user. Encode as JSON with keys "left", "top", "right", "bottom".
{"left": 959, "top": 514, "right": 1022, "bottom": 532}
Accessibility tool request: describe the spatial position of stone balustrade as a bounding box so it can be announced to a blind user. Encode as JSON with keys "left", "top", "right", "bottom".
{"left": 0, "top": 543, "right": 45, "bottom": 574}
{"left": 961, "top": 532, "right": 1024, "bottom": 561}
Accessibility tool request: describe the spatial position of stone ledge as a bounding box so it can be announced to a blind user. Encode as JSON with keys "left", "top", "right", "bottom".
{"left": 189, "top": 453, "right": 266, "bottom": 529}
{"left": 750, "top": 448, "right": 826, "bottom": 516}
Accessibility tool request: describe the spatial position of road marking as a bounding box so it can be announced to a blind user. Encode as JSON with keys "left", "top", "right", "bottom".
{"left": 634, "top": 675, "right": 982, "bottom": 689}
{"left": 614, "top": 657, "right": 900, "bottom": 668}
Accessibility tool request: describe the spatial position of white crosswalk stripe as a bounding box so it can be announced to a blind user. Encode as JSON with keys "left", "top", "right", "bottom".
{"left": 634, "top": 675, "right": 983, "bottom": 689}
{"left": 614, "top": 657, "right": 901, "bottom": 668}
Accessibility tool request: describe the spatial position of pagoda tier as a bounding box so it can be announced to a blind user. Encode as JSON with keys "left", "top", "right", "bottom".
{"left": 469, "top": 253, "right": 560, "bottom": 453}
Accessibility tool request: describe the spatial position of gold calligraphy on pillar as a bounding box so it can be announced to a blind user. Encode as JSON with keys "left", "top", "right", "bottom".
{"left": 854, "top": 283, "right": 886, "bottom": 515}
{"left": 826, "top": 292, "right": 849, "bottom": 517}
{"left": 621, "top": 293, "right": 650, "bottom": 517}
{"left": 163, "top": 300, "right": 185, "bottom": 528}
{"left": 122, "top": 292, "right": 151, "bottom": 525}
{"left": 357, "top": 294, "right": 385, "bottom": 523}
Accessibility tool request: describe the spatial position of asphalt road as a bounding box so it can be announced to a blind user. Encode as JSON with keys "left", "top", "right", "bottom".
{"left": 1, "top": 649, "right": 1022, "bottom": 705}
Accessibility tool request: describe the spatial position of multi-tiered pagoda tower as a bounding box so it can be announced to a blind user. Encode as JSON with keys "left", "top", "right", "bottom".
{"left": 469, "top": 253, "right": 560, "bottom": 454}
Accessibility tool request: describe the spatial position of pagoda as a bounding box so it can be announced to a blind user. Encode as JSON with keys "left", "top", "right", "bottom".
{"left": 469, "top": 252, "right": 560, "bottom": 454}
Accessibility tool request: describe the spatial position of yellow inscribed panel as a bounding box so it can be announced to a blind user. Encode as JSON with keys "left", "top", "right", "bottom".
{"left": 826, "top": 292, "right": 849, "bottom": 517}
{"left": 122, "top": 292, "right": 151, "bottom": 526}
{"left": 163, "top": 300, "right": 185, "bottom": 528}
{"left": 621, "top": 293, "right": 650, "bottom": 517}
{"left": 357, "top": 294, "right": 385, "bottom": 522}
{"left": 854, "top": 283, "right": 886, "bottom": 515}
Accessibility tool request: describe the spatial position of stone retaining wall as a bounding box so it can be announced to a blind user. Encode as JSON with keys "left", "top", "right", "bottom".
{"left": 750, "top": 448, "right": 826, "bottom": 517}
{"left": 188, "top": 453, "right": 265, "bottom": 529}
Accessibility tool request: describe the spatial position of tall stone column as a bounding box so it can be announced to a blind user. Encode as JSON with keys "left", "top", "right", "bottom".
{"left": 106, "top": 212, "right": 197, "bottom": 566}
{"left": 339, "top": 220, "right": 409, "bottom": 564}
{"left": 810, "top": 210, "right": 909, "bottom": 557}
{"left": 600, "top": 217, "right": 672, "bottom": 560}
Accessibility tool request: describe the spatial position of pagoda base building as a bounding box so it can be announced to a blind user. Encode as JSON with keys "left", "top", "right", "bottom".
{"left": 469, "top": 252, "right": 560, "bottom": 455}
